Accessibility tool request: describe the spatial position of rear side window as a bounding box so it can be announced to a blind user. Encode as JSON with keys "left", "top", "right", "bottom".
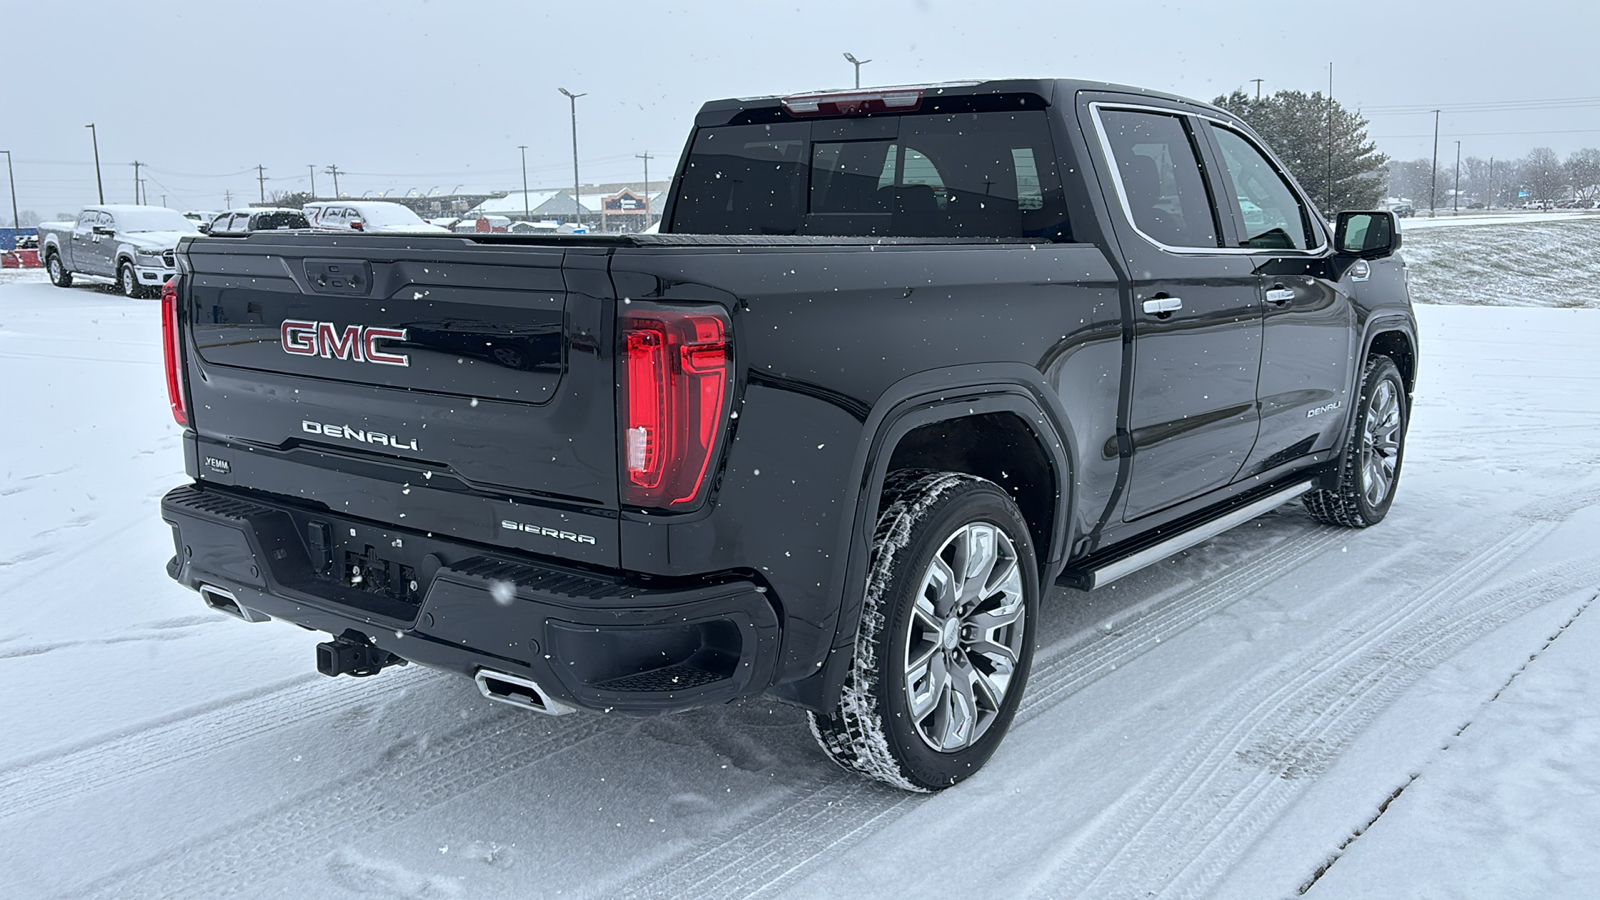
{"left": 1097, "top": 109, "right": 1220, "bottom": 249}
{"left": 670, "top": 111, "right": 1070, "bottom": 239}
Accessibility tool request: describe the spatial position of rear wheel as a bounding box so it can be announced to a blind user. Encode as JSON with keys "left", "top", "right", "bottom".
{"left": 808, "top": 471, "right": 1038, "bottom": 791}
{"left": 47, "top": 252, "right": 72, "bottom": 287}
{"left": 1304, "top": 355, "right": 1408, "bottom": 527}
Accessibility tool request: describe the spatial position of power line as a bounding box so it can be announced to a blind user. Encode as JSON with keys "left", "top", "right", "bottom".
{"left": 1362, "top": 95, "right": 1600, "bottom": 115}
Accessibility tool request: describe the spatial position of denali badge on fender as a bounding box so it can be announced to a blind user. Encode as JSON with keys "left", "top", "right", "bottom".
{"left": 281, "top": 319, "right": 410, "bottom": 366}
{"left": 1306, "top": 401, "right": 1343, "bottom": 418}
{"left": 302, "top": 420, "right": 421, "bottom": 451}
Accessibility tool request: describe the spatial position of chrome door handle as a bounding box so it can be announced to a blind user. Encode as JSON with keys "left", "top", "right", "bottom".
{"left": 1141, "top": 297, "right": 1183, "bottom": 315}
{"left": 1265, "top": 287, "right": 1295, "bottom": 305}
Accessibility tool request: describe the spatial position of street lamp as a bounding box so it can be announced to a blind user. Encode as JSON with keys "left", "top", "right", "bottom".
{"left": 1, "top": 150, "right": 19, "bottom": 237}
{"left": 85, "top": 123, "right": 104, "bottom": 204}
{"left": 558, "top": 88, "right": 586, "bottom": 228}
{"left": 843, "top": 52, "right": 871, "bottom": 89}
{"left": 1454, "top": 141, "right": 1462, "bottom": 214}
{"left": 518, "top": 145, "right": 530, "bottom": 220}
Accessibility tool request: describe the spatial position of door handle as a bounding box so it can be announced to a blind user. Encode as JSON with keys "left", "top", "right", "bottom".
{"left": 1265, "top": 287, "right": 1295, "bottom": 305}
{"left": 1141, "top": 297, "right": 1183, "bottom": 315}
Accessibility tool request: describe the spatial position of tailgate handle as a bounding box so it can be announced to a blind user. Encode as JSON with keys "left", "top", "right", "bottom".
{"left": 304, "top": 259, "right": 374, "bottom": 296}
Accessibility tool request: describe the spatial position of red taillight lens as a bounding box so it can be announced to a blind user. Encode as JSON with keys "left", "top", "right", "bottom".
{"left": 621, "top": 304, "right": 732, "bottom": 509}
{"left": 160, "top": 277, "right": 188, "bottom": 427}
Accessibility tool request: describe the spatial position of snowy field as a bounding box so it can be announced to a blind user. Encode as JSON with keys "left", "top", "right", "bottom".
{"left": 2, "top": 217, "right": 1599, "bottom": 898}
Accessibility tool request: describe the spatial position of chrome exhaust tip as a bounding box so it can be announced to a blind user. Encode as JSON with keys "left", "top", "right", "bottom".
{"left": 199, "top": 584, "right": 268, "bottom": 623}
{"left": 474, "top": 669, "right": 574, "bottom": 716}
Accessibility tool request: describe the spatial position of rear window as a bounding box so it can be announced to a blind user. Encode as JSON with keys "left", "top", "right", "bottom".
{"left": 669, "top": 110, "right": 1070, "bottom": 239}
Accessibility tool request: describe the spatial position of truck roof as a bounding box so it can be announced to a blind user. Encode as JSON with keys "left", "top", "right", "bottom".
{"left": 694, "top": 77, "right": 1229, "bottom": 126}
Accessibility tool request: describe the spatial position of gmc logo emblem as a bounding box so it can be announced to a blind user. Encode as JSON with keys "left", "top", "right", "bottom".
{"left": 281, "top": 320, "right": 410, "bottom": 367}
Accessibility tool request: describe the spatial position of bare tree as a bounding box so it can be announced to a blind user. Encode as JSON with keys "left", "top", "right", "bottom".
{"left": 1521, "top": 148, "right": 1566, "bottom": 208}
{"left": 1565, "top": 148, "right": 1600, "bottom": 202}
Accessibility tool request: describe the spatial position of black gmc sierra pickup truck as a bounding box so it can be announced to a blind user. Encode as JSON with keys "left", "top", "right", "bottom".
{"left": 160, "top": 79, "right": 1415, "bottom": 791}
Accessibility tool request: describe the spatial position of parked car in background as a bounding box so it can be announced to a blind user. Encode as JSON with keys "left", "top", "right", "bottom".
{"left": 204, "top": 208, "right": 310, "bottom": 235}
{"left": 303, "top": 201, "right": 448, "bottom": 234}
{"left": 184, "top": 211, "right": 220, "bottom": 228}
{"left": 37, "top": 205, "right": 200, "bottom": 297}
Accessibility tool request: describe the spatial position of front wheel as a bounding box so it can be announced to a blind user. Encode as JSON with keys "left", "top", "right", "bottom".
{"left": 118, "top": 261, "right": 145, "bottom": 298}
{"left": 808, "top": 471, "right": 1038, "bottom": 791}
{"left": 47, "top": 252, "right": 73, "bottom": 287}
{"left": 1304, "top": 355, "right": 1408, "bottom": 527}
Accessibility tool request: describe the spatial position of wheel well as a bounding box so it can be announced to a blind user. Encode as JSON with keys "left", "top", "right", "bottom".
{"left": 884, "top": 412, "right": 1057, "bottom": 573}
{"left": 1367, "top": 329, "right": 1415, "bottom": 395}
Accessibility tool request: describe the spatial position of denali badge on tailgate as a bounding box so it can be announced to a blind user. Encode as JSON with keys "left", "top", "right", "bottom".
{"left": 281, "top": 320, "right": 410, "bottom": 367}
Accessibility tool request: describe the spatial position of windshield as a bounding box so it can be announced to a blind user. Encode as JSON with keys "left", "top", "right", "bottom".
{"left": 353, "top": 203, "right": 426, "bottom": 227}
{"left": 115, "top": 208, "right": 201, "bottom": 233}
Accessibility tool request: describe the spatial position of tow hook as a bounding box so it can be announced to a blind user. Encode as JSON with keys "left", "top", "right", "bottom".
{"left": 315, "top": 630, "right": 406, "bottom": 678}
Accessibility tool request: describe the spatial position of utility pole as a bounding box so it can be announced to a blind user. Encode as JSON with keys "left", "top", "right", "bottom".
{"left": 518, "top": 145, "right": 530, "bottom": 220}
{"left": 224, "top": 189, "right": 233, "bottom": 208}
{"left": 1, "top": 150, "right": 19, "bottom": 236}
{"left": 132, "top": 160, "right": 143, "bottom": 204}
{"left": 558, "top": 88, "right": 586, "bottom": 228}
{"left": 636, "top": 151, "right": 654, "bottom": 227}
{"left": 1325, "top": 62, "right": 1334, "bottom": 213}
{"left": 1249, "top": 78, "right": 1264, "bottom": 101}
{"left": 1429, "top": 109, "right": 1441, "bottom": 217}
{"left": 843, "top": 52, "right": 870, "bottom": 88}
{"left": 1489, "top": 157, "right": 1495, "bottom": 209}
{"left": 1454, "top": 141, "right": 1462, "bottom": 214}
{"left": 256, "top": 164, "right": 268, "bottom": 204}
{"left": 86, "top": 124, "right": 104, "bottom": 203}
{"left": 325, "top": 164, "right": 342, "bottom": 197}
{"left": 308, "top": 164, "right": 317, "bottom": 200}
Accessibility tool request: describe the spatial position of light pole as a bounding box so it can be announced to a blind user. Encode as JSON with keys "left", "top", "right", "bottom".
{"left": 85, "top": 124, "right": 104, "bottom": 203}
{"left": 2, "top": 150, "right": 20, "bottom": 237}
{"left": 518, "top": 145, "right": 530, "bottom": 220}
{"left": 637, "top": 151, "right": 654, "bottom": 228}
{"left": 1428, "top": 109, "right": 1440, "bottom": 217}
{"left": 558, "top": 88, "right": 586, "bottom": 228}
{"left": 309, "top": 165, "right": 318, "bottom": 200}
{"left": 843, "top": 52, "right": 870, "bottom": 89}
{"left": 1454, "top": 141, "right": 1462, "bottom": 214}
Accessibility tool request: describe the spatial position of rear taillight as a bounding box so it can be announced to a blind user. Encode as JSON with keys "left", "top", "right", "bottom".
{"left": 620, "top": 303, "right": 733, "bottom": 509}
{"left": 160, "top": 277, "right": 188, "bottom": 427}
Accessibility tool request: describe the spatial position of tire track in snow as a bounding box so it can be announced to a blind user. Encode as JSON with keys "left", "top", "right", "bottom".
{"left": 613, "top": 524, "right": 1349, "bottom": 900}
{"left": 0, "top": 668, "right": 430, "bottom": 824}
{"left": 1027, "top": 522, "right": 1599, "bottom": 900}
{"left": 63, "top": 708, "right": 627, "bottom": 900}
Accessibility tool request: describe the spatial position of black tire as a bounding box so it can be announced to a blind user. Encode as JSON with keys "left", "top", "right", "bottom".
{"left": 808, "top": 470, "right": 1039, "bottom": 791}
{"left": 46, "top": 252, "right": 73, "bottom": 287}
{"left": 1304, "top": 355, "right": 1408, "bottom": 527}
{"left": 118, "top": 261, "right": 146, "bottom": 299}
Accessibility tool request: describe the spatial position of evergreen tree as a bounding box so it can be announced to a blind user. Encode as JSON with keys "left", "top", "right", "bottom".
{"left": 1213, "top": 89, "right": 1388, "bottom": 215}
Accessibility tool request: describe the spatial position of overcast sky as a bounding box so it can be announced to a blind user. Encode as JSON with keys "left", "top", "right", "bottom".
{"left": 3, "top": 0, "right": 1596, "bottom": 217}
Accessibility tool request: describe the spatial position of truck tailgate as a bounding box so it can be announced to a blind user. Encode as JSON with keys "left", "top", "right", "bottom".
{"left": 179, "top": 237, "right": 619, "bottom": 567}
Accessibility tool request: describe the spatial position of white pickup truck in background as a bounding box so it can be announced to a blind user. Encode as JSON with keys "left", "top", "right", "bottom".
{"left": 37, "top": 205, "right": 200, "bottom": 297}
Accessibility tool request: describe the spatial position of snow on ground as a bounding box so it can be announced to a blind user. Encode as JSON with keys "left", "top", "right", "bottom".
{"left": 1, "top": 221, "right": 1598, "bottom": 898}
{"left": 1401, "top": 212, "right": 1600, "bottom": 309}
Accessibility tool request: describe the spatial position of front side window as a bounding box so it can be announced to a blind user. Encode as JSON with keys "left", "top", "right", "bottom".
{"left": 1098, "top": 109, "right": 1219, "bottom": 249}
{"left": 1208, "top": 125, "right": 1317, "bottom": 251}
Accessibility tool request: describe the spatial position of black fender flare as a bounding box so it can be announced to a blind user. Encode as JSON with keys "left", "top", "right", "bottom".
{"left": 779, "top": 363, "right": 1078, "bottom": 713}
{"left": 1325, "top": 312, "right": 1418, "bottom": 479}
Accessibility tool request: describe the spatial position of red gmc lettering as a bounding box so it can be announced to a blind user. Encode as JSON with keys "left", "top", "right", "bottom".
{"left": 280, "top": 320, "right": 410, "bottom": 367}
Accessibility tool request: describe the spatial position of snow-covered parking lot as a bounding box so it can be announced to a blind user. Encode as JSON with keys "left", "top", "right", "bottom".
{"left": 2, "top": 217, "right": 1598, "bottom": 898}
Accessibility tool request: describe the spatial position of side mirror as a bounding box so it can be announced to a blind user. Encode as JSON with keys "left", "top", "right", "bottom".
{"left": 1334, "top": 211, "right": 1402, "bottom": 259}
{"left": 93, "top": 225, "right": 116, "bottom": 237}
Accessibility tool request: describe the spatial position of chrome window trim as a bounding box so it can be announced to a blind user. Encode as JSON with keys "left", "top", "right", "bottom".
{"left": 1087, "top": 100, "right": 1329, "bottom": 257}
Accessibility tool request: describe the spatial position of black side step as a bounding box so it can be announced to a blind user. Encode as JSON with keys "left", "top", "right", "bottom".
{"left": 1057, "top": 480, "right": 1314, "bottom": 591}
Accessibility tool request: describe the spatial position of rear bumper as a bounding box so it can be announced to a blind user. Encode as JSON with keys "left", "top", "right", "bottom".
{"left": 160, "top": 483, "right": 781, "bottom": 712}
